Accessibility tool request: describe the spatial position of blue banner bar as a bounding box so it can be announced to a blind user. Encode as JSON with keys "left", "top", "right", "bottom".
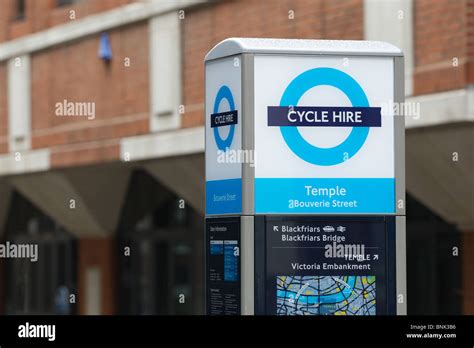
{"left": 211, "top": 110, "right": 238, "bottom": 128}
{"left": 267, "top": 106, "right": 381, "bottom": 127}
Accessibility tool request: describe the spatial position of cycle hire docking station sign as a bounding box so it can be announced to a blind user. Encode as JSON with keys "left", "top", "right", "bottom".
{"left": 205, "top": 38, "right": 406, "bottom": 316}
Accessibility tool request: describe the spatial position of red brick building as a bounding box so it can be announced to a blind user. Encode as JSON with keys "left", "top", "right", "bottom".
{"left": 0, "top": 0, "right": 472, "bottom": 314}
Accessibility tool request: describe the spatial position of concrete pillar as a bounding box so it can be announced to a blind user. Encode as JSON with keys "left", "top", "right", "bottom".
{"left": 144, "top": 154, "right": 204, "bottom": 215}
{"left": 364, "top": 0, "right": 414, "bottom": 96}
{"left": 8, "top": 54, "right": 31, "bottom": 152}
{"left": 63, "top": 164, "right": 131, "bottom": 234}
{"left": 78, "top": 237, "right": 117, "bottom": 315}
{"left": 149, "top": 11, "right": 182, "bottom": 132}
{"left": 406, "top": 124, "right": 474, "bottom": 228}
{"left": 8, "top": 172, "right": 107, "bottom": 237}
{"left": 7, "top": 164, "right": 131, "bottom": 238}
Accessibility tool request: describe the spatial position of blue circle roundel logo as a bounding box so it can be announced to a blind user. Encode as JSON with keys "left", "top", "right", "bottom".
{"left": 280, "top": 68, "right": 370, "bottom": 166}
{"left": 213, "top": 85, "right": 235, "bottom": 151}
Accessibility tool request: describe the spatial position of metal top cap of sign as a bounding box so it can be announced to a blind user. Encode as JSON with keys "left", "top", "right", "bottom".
{"left": 205, "top": 38, "right": 403, "bottom": 61}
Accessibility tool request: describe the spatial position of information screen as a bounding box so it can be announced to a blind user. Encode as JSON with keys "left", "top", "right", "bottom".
{"left": 265, "top": 216, "right": 393, "bottom": 315}
{"left": 206, "top": 217, "right": 241, "bottom": 315}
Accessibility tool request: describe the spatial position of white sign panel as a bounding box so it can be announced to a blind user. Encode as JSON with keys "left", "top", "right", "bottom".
{"left": 254, "top": 55, "right": 395, "bottom": 214}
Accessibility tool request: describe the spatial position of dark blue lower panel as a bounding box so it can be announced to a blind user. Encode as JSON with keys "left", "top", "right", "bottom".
{"left": 256, "top": 215, "right": 397, "bottom": 315}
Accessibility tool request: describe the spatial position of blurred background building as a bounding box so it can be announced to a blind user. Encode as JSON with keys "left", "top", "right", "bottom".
{"left": 0, "top": 0, "right": 472, "bottom": 315}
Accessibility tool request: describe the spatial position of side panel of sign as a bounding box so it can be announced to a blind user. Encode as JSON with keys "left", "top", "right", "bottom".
{"left": 206, "top": 217, "right": 241, "bottom": 315}
{"left": 254, "top": 55, "right": 395, "bottom": 214}
{"left": 205, "top": 57, "right": 242, "bottom": 215}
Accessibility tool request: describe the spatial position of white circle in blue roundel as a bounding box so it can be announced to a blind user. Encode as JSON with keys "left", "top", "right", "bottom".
{"left": 279, "top": 67, "right": 370, "bottom": 166}
{"left": 213, "top": 85, "right": 235, "bottom": 151}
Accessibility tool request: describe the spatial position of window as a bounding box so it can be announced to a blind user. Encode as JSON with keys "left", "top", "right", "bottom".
{"left": 57, "top": 0, "right": 75, "bottom": 7}
{"left": 4, "top": 192, "right": 78, "bottom": 315}
{"left": 14, "top": 0, "right": 25, "bottom": 21}
{"left": 117, "top": 170, "right": 204, "bottom": 314}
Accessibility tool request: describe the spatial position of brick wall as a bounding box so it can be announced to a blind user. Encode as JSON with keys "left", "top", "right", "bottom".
{"left": 0, "top": 0, "right": 14, "bottom": 43}
{"left": 0, "top": 0, "right": 472, "bottom": 155}
{"left": 468, "top": 0, "right": 474, "bottom": 85}
{"left": 414, "top": 0, "right": 470, "bottom": 95}
{"left": 463, "top": 231, "right": 474, "bottom": 314}
{"left": 182, "top": 0, "right": 363, "bottom": 128}
{"left": 0, "top": 0, "right": 137, "bottom": 43}
{"left": 0, "top": 63, "right": 7, "bottom": 154}
{"left": 30, "top": 21, "right": 149, "bottom": 168}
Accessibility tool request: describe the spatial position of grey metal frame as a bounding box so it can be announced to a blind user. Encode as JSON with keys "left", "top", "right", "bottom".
{"left": 240, "top": 53, "right": 256, "bottom": 314}
{"left": 394, "top": 56, "right": 407, "bottom": 315}
{"left": 394, "top": 56, "right": 406, "bottom": 217}
{"left": 396, "top": 216, "right": 407, "bottom": 315}
{"left": 205, "top": 38, "right": 403, "bottom": 61}
{"left": 240, "top": 215, "right": 254, "bottom": 314}
{"left": 241, "top": 53, "right": 255, "bottom": 216}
